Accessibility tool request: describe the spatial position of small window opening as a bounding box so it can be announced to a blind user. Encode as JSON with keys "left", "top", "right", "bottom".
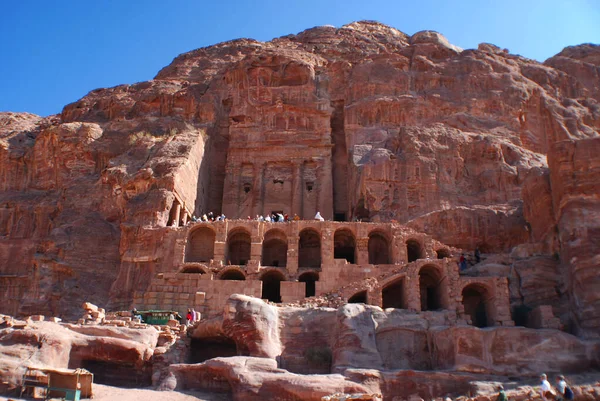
{"left": 243, "top": 183, "right": 251, "bottom": 193}
{"left": 306, "top": 182, "right": 314, "bottom": 192}
{"left": 273, "top": 179, "right": 284, "bottom": 185}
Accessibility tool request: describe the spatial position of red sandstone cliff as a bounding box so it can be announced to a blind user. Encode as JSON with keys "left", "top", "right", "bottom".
{"left": 0, "top": 22, "right": 598, "bottom": 336}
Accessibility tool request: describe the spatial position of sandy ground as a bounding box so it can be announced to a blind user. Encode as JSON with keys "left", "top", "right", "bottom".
{"left": 0, "top": 383, "right": 232, "bottom": 401}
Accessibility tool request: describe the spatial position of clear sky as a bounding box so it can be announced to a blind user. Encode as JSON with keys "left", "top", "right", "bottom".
{"left": 1, "top": 0, "right": 599, "bottom": 117}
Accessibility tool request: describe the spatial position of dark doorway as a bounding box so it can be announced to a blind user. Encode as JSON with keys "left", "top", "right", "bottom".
{"left": 298, "top": 272, "right": 319, "bottom": 297}
{"left": 334, "top": 229, "right": 356, "bottom": 263}
{"left": 382, "top": 278, "right": 405, "bottom": 309}
{"left": 76, "top": 360, "right": 150, "bottom": 388}
{"left": 406, "top": 239, "right": 423, "bottom": 262}
{"left": 299, "top": 229, "right": 321, "bottom": 268}
{"left": 368, "top": 232, "right": 390, "bottom": 264}
{"left": 188, "top": 337, "right": 238, "bottom": 363}
{"left": 262, "top": 229, "right": 288, "bottom": 267}
{"left": 226, "top": 230, "right": 251, "bottom": 265}
{"left": 419, "top": 265, "right": 443, "bottom": 311}
{"left": 220, "top": 269, "right": 246, "bottom": 280}
{"left": 462, "top": 285, "right": 490, "bottom": 328}
{"left": 436, "top": 249, "right": 450, "bottom": 259}
{"left": 261, "top": 270, "right": 285, "bottom": 303}
{"left": 186, "top": 227, "right": 216, "bottom": 262}
{"left": 334, "top": 213, "right": 346, "bottom": 222}
{"left": 348, "top": 291, "right": 367, "bottom": 304}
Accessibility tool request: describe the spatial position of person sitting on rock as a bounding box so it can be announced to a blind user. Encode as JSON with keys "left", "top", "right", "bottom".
{"left": 555, "top": 375, "right": 574, "bottom": 401}
{"left": 293, "top": 214, "right": 300, "bottom": 221}
{"left": 540, "top": 374, "right": 555, "bottom": 401}
{"left": 186, "top": 309, "right": 193, "bottom": 326}
{"left": 496, "top": 385, "right": 507, "bottom": 401}
{"left": 475, "top": 247, "right": 481, "bottom": 263}
{"left": 459, "top": 254, "right": 467, "bottom": 271}
{"left": 315, "top": 211, "right": 324, "bottom": 221}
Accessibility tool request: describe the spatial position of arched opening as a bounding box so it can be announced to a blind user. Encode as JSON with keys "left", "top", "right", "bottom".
{"left": 261, "top": 270, "right": 285, "bottom": 303}
{"left": 382, "top": 277, "right": 405, "bottom": 309}
{"left": 219, "top": 269, "right": 246, "bottom": 281}
{"left": 348, "top": 290, "right": 367, "bottom": 304}
{"left": 299, "top": 229, "right": 321, "bottom": 268}
{"left": 406, "top": 239, "right": 423, "bottom": 262}
{"left": 436, "top": 248, "right": 450, "bottom": 259}
{"left": 462, "top": 284, "right": 492, "bottom": 328}
{"left": 419, "top": 265, "right": 444, "bottom": 311}
{"left": 262, "top": 229, "right": 288, "bottom": 267}
{"left": 186, "top": 227, "right": 216, "bottom": 263}
{"left": 334, "top": 229, "right": 356, "bottom": 263}
{"left": 298, "top": 272, "right": 319, "bottom": 298}
{"left": 226, "top": 229, "right": 251, "bottom": 265}
{"left": 180, "top": 265, "right": 206, "bottom": 274}
{"left": 188, "top": 337, "right": 238, "bottom": 363}
{"left": 368, "top": 232, "right": 390, "bottom": 264}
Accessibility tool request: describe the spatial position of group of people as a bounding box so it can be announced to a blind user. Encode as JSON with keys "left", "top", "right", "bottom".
{"left": 185, "top": 308, "right": 200, "bottom": 326}
{"left": 495, "top": 374, "right": 574, "bottom": 401}
{"left": 189, "top": 211, "right": 328, "bottom": 224}
{"left": 459, "top": 247, "right": 482, "bottom": 271}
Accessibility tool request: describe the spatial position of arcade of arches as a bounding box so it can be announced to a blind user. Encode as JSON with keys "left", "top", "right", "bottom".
{"left": 135, "top": 221, "right": 513, "bottom": 329}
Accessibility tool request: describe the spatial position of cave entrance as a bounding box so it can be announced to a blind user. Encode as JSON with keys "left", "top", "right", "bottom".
{"left": 75, "top": 360, "right": 150, "bottom": 388}
{"left": 226, "top": 229, "right": 251, "bottom": 265}
{"left": 298, "top": 229, "right": 321, "bottom": 268}
{"left": 262, "top": 229, "right": 288, "bottom": 267}
{"left": 188, "top": 337, "right": 238, "bottom": 363}
{"left": 334, "top": 229, "right": 356, "bottom": 263}
{"left": 382, "top": 278, "right": 405, "bottom": 309}
{"left": 298, "top": 272, "right": 319, "bottom": 298}
{"left": 436, "top": 248, "right": 450, "bottom": 259}
{"left": 406, "top": 239, "right": 423, "bottom": 262}
{"left": 368, "top": 232, "right": 390, "bottom": 264}
{"left": 419, "top": 265, "right": 444, "bottom": 311}
{"left": 348, "top": 290, "right": 367, "bottom": 304}
{"left": 261, "top": 270, "right": 285, "bottom": 303}
{"left": 462, "top": 284, "right": 492, "bottom": 328}
{"left": 185, "top": 227, "right": 215, "bottom": 263}
{"left": 219, "top": 269, "right": 246, "bottom": 280}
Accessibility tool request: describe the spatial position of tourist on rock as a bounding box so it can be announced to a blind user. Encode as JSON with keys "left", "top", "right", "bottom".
{"left": 556, "top": 375, "right": 574, "bottom": 401}
{"left": 284, "top": 214, "right": 289, "bottom": 222}
{"left": 186, "top": 309, "right": 193, "bottom": 326}
{"left": 265, "top": 215, "right": 271, "bottom": 222}
{"left": 495, "top": 385, "right": 507, "bottom": 401}
{"left": 315, "top": 211, "right": 324, "bottom": 221}
{"left": 475, "top": 247, "right": 481, "bottom": 263}
{"left": 539, "top": 374, "right": 555, "bottom": 400}
{"left": 293, "top": 214, "right": 300, "bottom": 221}
{"left": 277, "top": 213, "right": 284, "bottom": 222}
{"left": 459, "top": 254, "right": 467, "bottom": 271}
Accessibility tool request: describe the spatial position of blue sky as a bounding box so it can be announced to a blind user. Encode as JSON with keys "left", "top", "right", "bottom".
{"left": 1, "top": 0, "right": 599, "bottom": 117}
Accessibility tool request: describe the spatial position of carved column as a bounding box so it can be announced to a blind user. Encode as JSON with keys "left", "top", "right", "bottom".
{"left": 286, "top": 235, "right": 299, "bottom": 275}
{"left": 321, "top": 227, "right": 334, "bottom": 268}
{"left": 170, "top": 203, "right": 181, "bottom": 227}
{"left": 317, "top": 157, "right": 334, "bottom": 220}
{"left": 391, "top": 228, "right": 406, "bottom": 264}
{"left": 356, "top": 237, "right": 369, "bottom": 265}
{"left": 291, "top": 163, "right": 302, "bottom": 218}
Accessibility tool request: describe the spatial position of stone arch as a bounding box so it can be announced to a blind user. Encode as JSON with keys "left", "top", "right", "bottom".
{"left": 436, "top": 248, "right": 450, "bottom": 259}
{"left": 334, "top": 229, "right": 356, "bottom": 263}
{"left": 348, "top": 290, "right": 367, "bottom": 304}
{"left": 179, "top": 265, "right": 207, "bottom": 274}
{"left": 299, "top": 228, "right": 321, "bottom": 268}
{"left": 226, "top": 228, "right": 251, "bottom": 265}
{"left": 219, "top": 268, "right": 246, "bottom": 281}
{"left": 418, "top": 264, "right": 446, "bottom": 311}
{"left": 462, "top": 283, "right": 494, "bottom": 328}
{"left": 185, "top": 226, "right": 216, "bottom": 263}
{"left": 262, "top": 229, "right": 288, "bottom": 267}
{"left": 260, "top": 269, "right": 286, "bottom": 303}
{"left": 382, "top": 276, "right": 406, "bottom": 309}
{"left": 298, "top": 272, "right": 319, "bottom": 298}
{"left": 406, "top": 239, "right": 423, "bottom": 263}
{"left": 368, "top": 231, "right": 390, "bottom": 264}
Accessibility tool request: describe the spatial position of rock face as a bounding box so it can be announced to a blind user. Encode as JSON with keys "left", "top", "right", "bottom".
{"left": 0, "top": 21, "right": 599, "bottom": 338}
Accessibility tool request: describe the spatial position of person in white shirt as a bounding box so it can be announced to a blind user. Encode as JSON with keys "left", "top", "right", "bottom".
{"left": 540, "top": 374, "right": 555, "bottom": 400}
{"left": 314, "top": 211, "right": 324, "bottom": 221}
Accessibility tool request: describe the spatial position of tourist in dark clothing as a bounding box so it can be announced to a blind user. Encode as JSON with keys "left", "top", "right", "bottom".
{"left": 475, "top": 247, "right": 481, "bottom": 263}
